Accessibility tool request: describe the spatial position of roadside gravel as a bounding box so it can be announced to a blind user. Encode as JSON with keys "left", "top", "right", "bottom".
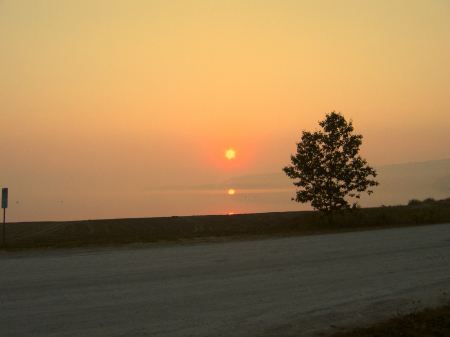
{"left": 0, "top": 223, "right": 449, "bottom": 336}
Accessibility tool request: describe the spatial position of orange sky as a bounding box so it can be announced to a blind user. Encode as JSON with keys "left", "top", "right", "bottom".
{"left": 1, "top": 1, "right": 450, "bottom": 221}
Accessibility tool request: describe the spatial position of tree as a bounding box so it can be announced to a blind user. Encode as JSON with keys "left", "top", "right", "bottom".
{"left": 282, "top": 111, "right": 379, "bottom": 225}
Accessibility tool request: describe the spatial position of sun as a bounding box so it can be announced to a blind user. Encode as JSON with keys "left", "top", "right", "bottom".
{"left": 228, "top": 189, "right": 235, "bottom": 195}
{"left": 225, "top": 149, "right": 236, "bottom": 159}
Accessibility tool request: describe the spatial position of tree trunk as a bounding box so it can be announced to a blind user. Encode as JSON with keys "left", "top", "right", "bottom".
{"left": 328, "top": 197, "right": 333, "bottom": 225}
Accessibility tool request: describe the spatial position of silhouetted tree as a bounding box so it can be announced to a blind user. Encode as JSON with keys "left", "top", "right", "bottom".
{"left": 283, "top": 111, "right": 379, "bottom": 225}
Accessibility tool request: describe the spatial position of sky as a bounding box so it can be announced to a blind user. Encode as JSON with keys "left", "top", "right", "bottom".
{"left": 1, "top": 1, "right": 450, "bottom": 222}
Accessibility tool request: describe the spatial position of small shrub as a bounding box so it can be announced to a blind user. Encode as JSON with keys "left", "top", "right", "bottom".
{"left": 423, "top": 197, "right": 436, "bottom": 204}
{"left": 408, "top": 199, "right": 422, "bottom": 206}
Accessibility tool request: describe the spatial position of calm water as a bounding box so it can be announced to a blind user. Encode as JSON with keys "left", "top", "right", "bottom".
{"left": 7, "top": 189, "right": 308, "bottom": 223}
{"left": 7, "top": 181, "right": 425, "bottom": 223}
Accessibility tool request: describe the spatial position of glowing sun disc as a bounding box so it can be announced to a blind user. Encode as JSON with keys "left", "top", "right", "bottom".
{"left": 226, "top": 149, "right": 236, "bottom": 159}
{"left": 228, "top": 189, "right": 235, "bottom": 195}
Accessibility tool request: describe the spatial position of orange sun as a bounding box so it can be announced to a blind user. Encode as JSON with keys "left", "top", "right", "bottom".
{"left": 228, "top": 189, "right": 235, "bottom": 195}
{"left": 225, "top": 149, "right": 236, "bottom": 159}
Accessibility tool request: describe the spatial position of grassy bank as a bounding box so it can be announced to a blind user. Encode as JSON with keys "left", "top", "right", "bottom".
{"left": 320, "top": 301, "right": 450, "bottom": 337}
{"left": 293, "top": 200, "right": 450, "bottom": 231}
{"left": 1, "top": 199, "right": 450, "bottom": 250}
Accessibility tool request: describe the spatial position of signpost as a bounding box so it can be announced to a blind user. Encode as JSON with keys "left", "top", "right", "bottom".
{"left": 2, "top": 188, "right": 7, "bottom": 247}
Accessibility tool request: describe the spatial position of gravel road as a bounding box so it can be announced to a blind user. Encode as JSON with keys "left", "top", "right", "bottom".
{"left": 1, "top": 224, "right": 449, "bottom": 337}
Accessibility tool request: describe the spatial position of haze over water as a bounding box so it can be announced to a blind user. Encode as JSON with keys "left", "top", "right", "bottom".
{"left": 1, "top": 1, "right": 449, "bottom": 222}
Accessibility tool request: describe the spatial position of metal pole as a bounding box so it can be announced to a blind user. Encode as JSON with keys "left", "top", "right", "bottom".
{"left": 1, "top": 188, "right": 7, "bottom": 247}
{"left": 2, "top": 208, "right": 5, "bottom": 247}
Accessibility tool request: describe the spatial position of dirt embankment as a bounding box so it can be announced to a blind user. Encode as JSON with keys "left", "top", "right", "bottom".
{"left": 2, "top": 211, "right": 310, "bottom": 249}
{"left": 3, "top": 203, "right": 450, "bottom": 250}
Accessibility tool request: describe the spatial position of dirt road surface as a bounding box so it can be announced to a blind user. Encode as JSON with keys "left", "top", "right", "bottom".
{"left": 0, "top": 224, "right": 449, "bottom": 336}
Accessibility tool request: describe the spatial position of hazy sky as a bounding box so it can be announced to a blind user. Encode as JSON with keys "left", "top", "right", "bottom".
{"left": 1, "top": 1, "right": 450, "bottom": 221}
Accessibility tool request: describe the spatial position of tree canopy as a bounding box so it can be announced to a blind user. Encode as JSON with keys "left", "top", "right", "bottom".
{"left": 283, "top": 111, "right": 379, "bottom": 224}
